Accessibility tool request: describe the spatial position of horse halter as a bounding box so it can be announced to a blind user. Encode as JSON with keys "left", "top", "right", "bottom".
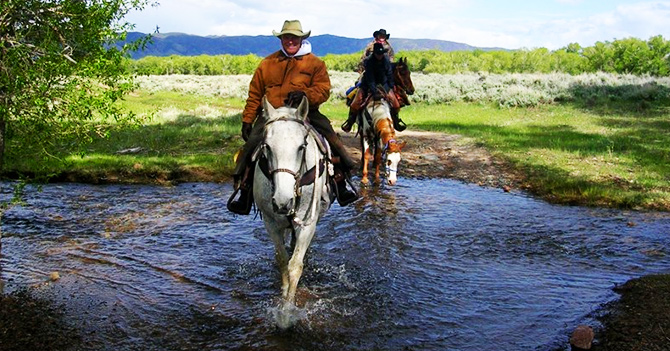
{"left": 255, "top": 116, "right": 326, "bottom": 199}
{"left": 393, "top": 60, "right": 414, "bottom": 95}
{"left": 258, "top": 117, "right": 308, "bottom": 192}
{"left": 383, "top": 139, "right": 400, "bottom": 175}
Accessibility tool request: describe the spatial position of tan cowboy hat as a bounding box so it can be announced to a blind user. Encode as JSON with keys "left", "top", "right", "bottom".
{"left": 273, "top": 20, "right": 311, "bottom": 39}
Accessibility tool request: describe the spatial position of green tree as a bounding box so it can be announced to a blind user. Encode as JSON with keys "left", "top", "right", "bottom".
{"left": 0, "top": 0, "right": 152, "bottom": 174}
{"left": 564, "top": 42, "right": 582, "bottom": 54}
{"left": 583, "top": 41, "right": 615, "bottom": 73}
{"left": 645, "top": 35, "right": 670, "bottom": 76}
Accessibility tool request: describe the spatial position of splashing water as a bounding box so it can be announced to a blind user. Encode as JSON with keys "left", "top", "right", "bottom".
{"left": 1, "top": 180, "right": 669, "bottom": 351}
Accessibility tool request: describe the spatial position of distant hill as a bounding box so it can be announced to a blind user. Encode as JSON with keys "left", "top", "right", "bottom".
{"left": 124, "top": 32, "right": 504, "bottom": 59}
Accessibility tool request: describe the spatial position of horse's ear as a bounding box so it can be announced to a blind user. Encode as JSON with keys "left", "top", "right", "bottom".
{"left": 398, "top": 140, "right": 407, "bottom": 150}
{"left": 262, "top": 96, "right": 276, "bottom": 120}
{"left": 297, "top": 96, "right": 309, "bottom": 120}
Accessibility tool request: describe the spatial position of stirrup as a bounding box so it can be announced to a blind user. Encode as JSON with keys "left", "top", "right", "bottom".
{"left": 336, "top": 187, "right": 358, "bottom": 206}
{"left": 395, "top": 118, "right": 407, "bottom": 132}
{"left": 227, "top": 186, "right": 253, "bottom": 215}
{"left": 341, "top": 119, "right": 354, "bottom": 133}
{"left": 337, "top": 173, "right": 359, "bottom": 206}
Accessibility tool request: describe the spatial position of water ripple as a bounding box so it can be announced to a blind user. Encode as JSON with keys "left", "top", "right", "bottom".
{"left": 1, "top": 179, "right": 669, "bottom": 350}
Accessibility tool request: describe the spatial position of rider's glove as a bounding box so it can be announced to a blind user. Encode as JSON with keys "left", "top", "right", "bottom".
{"left": 285, "top": 90, "right": 307, "bottom": 108}
{"left": 241, "top": 122, "right": 252, "bottom": 142}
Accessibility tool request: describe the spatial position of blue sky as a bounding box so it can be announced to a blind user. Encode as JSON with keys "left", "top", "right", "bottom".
{"left": 124, "top": 0, "right": 670, "bottom": 50}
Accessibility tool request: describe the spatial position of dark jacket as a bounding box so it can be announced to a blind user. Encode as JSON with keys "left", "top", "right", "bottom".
{"left": 363, "top": 54, "right": 394, "bottom": 95}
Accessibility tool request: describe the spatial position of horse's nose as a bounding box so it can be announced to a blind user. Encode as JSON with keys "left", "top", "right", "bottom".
{"left": 387, "top": 178, "right": 397, "bottom": 186}
{"left": 272, "top": 198, "right": 294, "bottom": 215}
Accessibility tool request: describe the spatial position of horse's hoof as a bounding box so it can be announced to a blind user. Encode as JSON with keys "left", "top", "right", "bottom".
{"left": 272, "top": 302, "right": 304, "bottom": 330}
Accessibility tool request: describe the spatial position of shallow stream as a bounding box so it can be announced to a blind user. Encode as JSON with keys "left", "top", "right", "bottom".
{"left": 1, "top": 179, "right": 669, "bottom": 350}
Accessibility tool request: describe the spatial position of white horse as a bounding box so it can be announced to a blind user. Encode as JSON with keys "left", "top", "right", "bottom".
{"left": 359, "top": 99, "right": 406, "bottom": 185}
{"left": 252, "top": 96, "right": 333, "bottom": 328}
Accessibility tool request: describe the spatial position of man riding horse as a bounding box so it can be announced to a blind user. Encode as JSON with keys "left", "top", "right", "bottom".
{"left": 227, "top": 20, "right": 358, "bottom": 215}
{"left": 358, "top": 29, "right": 395, "bottom": 73}
{"left": 342, "top": 42, "right": 406, "bottom": 133}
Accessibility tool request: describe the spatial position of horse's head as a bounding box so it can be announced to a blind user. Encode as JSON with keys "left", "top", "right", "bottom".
{"left": 256, "top": 96, "right": 311, "bottom": 215}
{"left": 393, "top": 57, "right": 415, "bottom": 96}
{"left": 384, "top": 139, "right": 406, "bottom": 186}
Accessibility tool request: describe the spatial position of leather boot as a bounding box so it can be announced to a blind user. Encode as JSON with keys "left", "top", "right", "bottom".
{"left": 332, "top": 168, "right": 358, "bottom": 206}
{"left": 227, "top": 186, "right": 253, "bottom": 215}
{"left": 391, "top": 109, "right": 407, "bottom": 132}
{"left": 326, "top": 135, "right": 356, "bottom": 172}
{"left": 227, "top": 166, "right": 254, "bottom": 215}
{"left": 341, "top": 111, "right": 357, "bottom": 133}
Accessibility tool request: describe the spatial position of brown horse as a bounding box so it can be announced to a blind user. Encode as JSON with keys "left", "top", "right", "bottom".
{"left": 392, "top": 57, "right": 415, "bottom": 108}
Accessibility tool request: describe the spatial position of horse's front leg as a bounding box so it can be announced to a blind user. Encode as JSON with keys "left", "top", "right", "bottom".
{"left": 285, "top": 224, "right": 317, "bottom": 305}
{"left": 361, "top": 138, "right": 372, "bottom": 184}
{"left": 267, "top": 225, "right": 291, "bottom": 299}
{"left": 373, "top": 149, "right": 383, "bottom": 184}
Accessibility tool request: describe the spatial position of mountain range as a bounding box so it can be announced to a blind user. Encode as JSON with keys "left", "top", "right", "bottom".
{"left": 125, "top": 32, "right": 504, "bottom": 59}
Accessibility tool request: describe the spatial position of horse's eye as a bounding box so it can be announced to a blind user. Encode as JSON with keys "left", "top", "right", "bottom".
{"left": 387, "top": 160, "right": 392, "bottom": 166}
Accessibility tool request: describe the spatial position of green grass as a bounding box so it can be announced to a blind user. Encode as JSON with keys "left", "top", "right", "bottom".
{"left": 6, "top": 91, "right": 247, "bottom": 183}
{"left": 399, "top": 100, "right": 670, "bottom": 210}
{"left": 315, "top": 97, "right": 670, "bottom": 210}
{"left": 5, "top": 89, "right": 670, "bottom": 210}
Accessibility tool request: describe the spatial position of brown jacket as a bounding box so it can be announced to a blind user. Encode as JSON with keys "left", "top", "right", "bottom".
{"left": 242, "top": 51, "right": 331, "bottom": 124}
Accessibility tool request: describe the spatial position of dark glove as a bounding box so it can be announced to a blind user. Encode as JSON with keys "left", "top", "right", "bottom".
{"left": 285, "top": 90, "right": 306, "bottom": 108}
{"left": 241, "top": 122, "right": 252, "bottom": 142}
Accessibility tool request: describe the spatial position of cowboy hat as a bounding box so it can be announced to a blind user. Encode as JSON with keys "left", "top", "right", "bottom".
{"left": 273, "top": 20, "right": 311, "bottom": 39}
{"left": 373, "top": 29, "right": 390, "bottom": 39}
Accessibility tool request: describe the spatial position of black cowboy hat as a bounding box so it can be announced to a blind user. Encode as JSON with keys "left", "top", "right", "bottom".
{"left": 373, "top": 29, "right": 390, "bottom": 39}
{"left": 373, "top": 42, "right": 388, "bottom": 55}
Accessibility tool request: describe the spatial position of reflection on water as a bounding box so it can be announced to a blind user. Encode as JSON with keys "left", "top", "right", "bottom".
{"left": 1, "top": 180, "right": 669, "bottom": 350}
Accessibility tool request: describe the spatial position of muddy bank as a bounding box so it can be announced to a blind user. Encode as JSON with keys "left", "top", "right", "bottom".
{"left": 337, "top": 128, "right": 526, "bottom": 190}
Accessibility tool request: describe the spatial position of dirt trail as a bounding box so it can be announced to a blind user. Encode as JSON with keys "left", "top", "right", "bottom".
{"left": 337, "top": 127, "right": 525, "bottom": 190}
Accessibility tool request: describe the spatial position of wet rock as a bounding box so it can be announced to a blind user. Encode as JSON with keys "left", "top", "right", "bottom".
{"left": 49, "top": 271, "right": 61, "bottom": 281}
{"left": 570, "top": 325, "right": 594, "bottom": 350}
{"left": 420, "top": 154, "right": 440, "bottom": 161}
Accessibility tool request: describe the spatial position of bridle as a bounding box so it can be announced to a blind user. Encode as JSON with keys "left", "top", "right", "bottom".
{"left": 382, "top": 139, "right": 401, "bottom": 177}
{"left": 393, "top": 61, "right": 414, "bottom": 95}
{"left": 254, "top": 116, "right": 327, "bottom": 225}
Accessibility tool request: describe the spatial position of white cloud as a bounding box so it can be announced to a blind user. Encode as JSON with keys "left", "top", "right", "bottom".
{"left": 124, "top": 0, "right": 670, "bottom": 50}
{"left": 555, "top": 0, "right": 584, "bottom": 4}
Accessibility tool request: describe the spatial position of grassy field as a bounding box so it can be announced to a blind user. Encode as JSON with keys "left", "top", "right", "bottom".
{"left": 404, "top": 101, "right": 670, "bottom": 210}
{"left": 4, "top": 73, "right": 670, "bottom": 211}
